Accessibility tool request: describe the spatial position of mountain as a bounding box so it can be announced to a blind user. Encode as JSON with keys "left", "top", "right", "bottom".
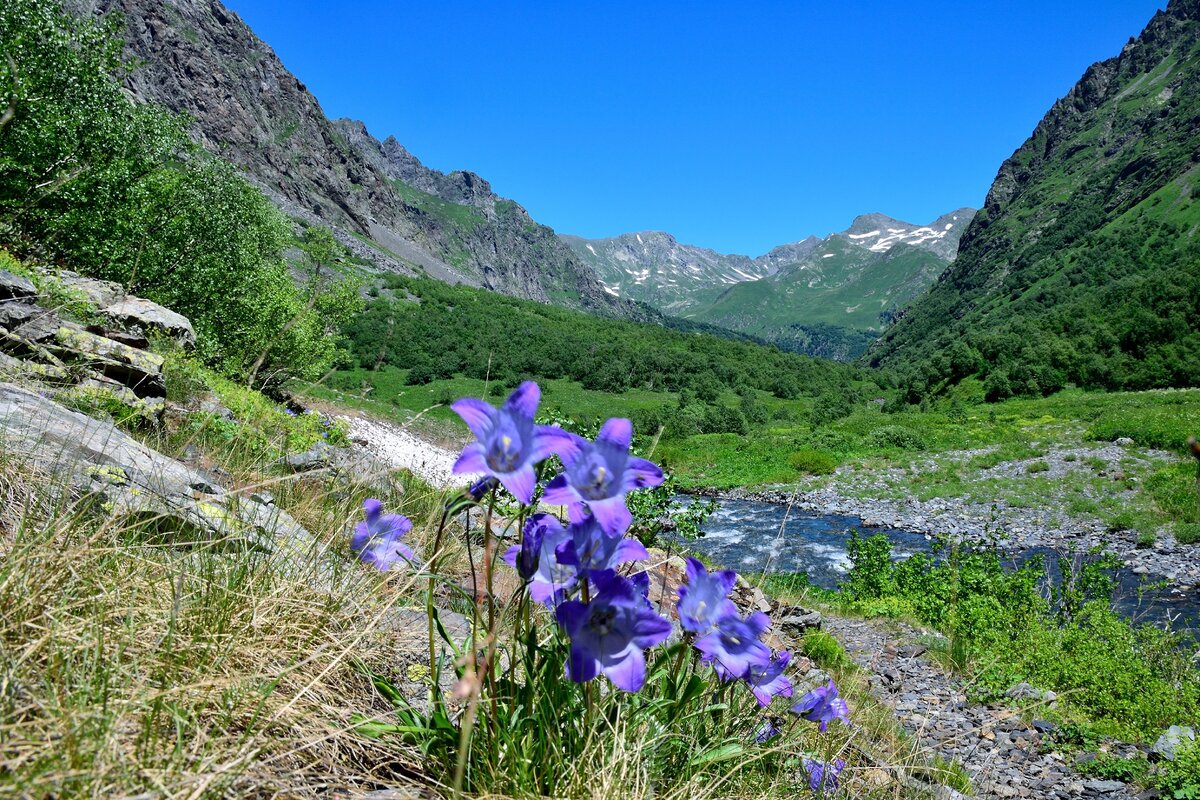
{"left": 561, "top": 231, "right": 777, "bottom": 315}
{"left": 62, "top": 0, "right": 628, "bottom": 315}
{"left": 867, "top": 0, "right": 1200, "bottom": 399}
{"left": 568, "top": 210, "right": 974, "bottom": 360}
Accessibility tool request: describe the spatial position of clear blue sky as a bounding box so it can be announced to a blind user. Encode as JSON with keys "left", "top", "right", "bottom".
{"left": 225, "top": 0, "right": 1164, "bottom": 256}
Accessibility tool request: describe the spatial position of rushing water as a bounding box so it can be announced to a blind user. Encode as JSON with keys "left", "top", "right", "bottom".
{"left": 682, "top": 498, "right": 1200, "bottom": 632}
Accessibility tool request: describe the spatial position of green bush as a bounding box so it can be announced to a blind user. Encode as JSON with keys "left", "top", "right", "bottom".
{"left": 800, "top": 630, "right": 853, "bottom": 671}
{"left": 790, "top": 448, "right": 838, "bottom": 475}
{"left": 865, "top": 425, "right": 926, "bottom": 451}
{"left": 1155, "top": 737, "right": 1200, "bottom": 798}
{"left": 0, "top": 0, "right": 360, "bottom": 387}
{"left": 1087, "top": 404, "right": 1200, "bottom": 455}
{"left": 1146, "top": 463, "right": 1200, "bottom": 524}
{"left": 1175, "top": 523, "right": 1200, "bottom": 545}
{"left": 1027, "top": 460, "right": 1050, "bottom": 474}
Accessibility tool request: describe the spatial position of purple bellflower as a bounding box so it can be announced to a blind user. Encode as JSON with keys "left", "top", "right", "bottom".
{"left": 745, "top": 651, "right": 795, "bottom": 707}
{"left": 754, "top": 718, "right": 781, "bottom": 744}
{"left": 676, "top": 556, "right": 738, "bottom": 635}
{"left": 451, "top": 382, "right": 576, "bottom": 505}
{"left": 555, "top": 570, "right": 672, "bottom": 692}
{"left": 792, "top": 679, "right": 850, "bottom": 732}
{"left": 351, "top": 498, "right": 415, "bottom": 571}
{"left": 543, "top": 418, "right": 663, "bottom": 536}
{"left": 695, "top": 611, "right": 772, "bottom": 680}
{"left": 502, "top": 514, "right": 575, "bottom": 605}
{"left": 802, "top": 756, "right": 846, "bottom": 795}
{"left": 555, "top": 516, "right": 649, "bottom": 579}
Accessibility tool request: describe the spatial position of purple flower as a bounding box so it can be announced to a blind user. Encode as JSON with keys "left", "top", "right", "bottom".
{"left": 802, "top": 756, "right": 845, "bottom": 795}
{"left": 451, "top": 382, "right": 576, "bottom": 505}
{"left": 351, "top": 498, "right": 415, "bottom": 571}
{"left": 503, "top": 514, "right": 575, "bottom": 605}
{"left": 754, "top": 718, "right": 781, "bottom": 743}
{"left": 555, "top": 570, "right": 671, "bottom": 692}
{"left": 792, "top": 679, "right": 850, "bottom": 732}
{"left": 695, "top": 611, "right": 772, "bottom": 681}
{"left": 555, "top": 516, "right": 648, "bottom": 579}
{"left": 745, "top": 651, "right": 794, "bottom": 707}
{"left": 676, "top": 557, "right": 738, "bottom": 635}
{"left": 504, "top": 513, "right": 555, "bottom": 580}
{"left": 543, "top": 418, "right": 663, "bottom": 536}
{"left": 467, "top": 476, "right": 499, "bottom": 501}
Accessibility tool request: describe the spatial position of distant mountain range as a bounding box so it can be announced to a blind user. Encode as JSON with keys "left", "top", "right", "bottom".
{"left": 565, "top": 209, "right": 975, "bottom": 359}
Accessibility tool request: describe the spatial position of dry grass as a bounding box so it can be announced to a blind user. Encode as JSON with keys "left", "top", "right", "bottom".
{"left": 0, "top": 459, "right": 436, "bottom": 799}
{"left": 0, "top": 388, "right": 967, "bottom": 799}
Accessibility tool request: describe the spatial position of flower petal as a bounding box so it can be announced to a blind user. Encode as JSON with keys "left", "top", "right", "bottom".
{"left": 597, "top": 417, "right": 633, "bottom": 450}
{"left": 623, "top": 457, "right": 664, "bottom": 491}
{"left": 586, "top": 495, "right": 633, "bottom": 537}
{"left": 363, "top": 498, "right": 382, "bottom": 525}
{"left": 604, "top": 648, "right": 646, "bottom": 692}
{"left": 542, "top": 473, "right": 578, "bottom": 506}
{"left": 498, "top": 465, "right": 537, "bottom": 505}
{"left": 566, "top": 643, "right": 600, "bottom": 684}
{"left": 503, "top": 381, "right": 541, "bottom": 420}
{"left": 450, "top": 397, "right": 495, "bottom": 440}
{"left": 502, "top": 544, "right": 519, "bottom": 570}
{"left": 616, "top": 536, "right": 650, "bottom": 565}
{"left": 555, "top": 598, "right": 588, "bottom": 635}
{"left": 531, "top": 426, "right": 579, "bottom": 462}
{"left": 453, "top": 442, "right": 488, "bottom": 475}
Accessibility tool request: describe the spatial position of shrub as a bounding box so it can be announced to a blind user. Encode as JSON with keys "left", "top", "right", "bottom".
{"left": 865, "top": 425, "right": 926, "bottom": 451}
{"left": 790, "top": 448, "right": 838, "bottom": 475}
{"left": 1027, "top": 460, "right": 1050, "bottom": 474}
{"left": 1175, "top": 523, "right": 1200, "bottom": 545}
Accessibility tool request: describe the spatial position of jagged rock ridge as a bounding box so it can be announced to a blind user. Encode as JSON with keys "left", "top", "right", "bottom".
{"left": 63, "top": 0, "right": 626, "bottom": 315}
{"left": 567, "top": 209, "right": 975, "bottom": 360}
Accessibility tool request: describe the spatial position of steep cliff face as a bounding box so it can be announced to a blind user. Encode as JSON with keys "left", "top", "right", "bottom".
{"left": 867, "top": 0, "right": 1200, "bottom": 394}
{"left": 64, "top": 0, "right": 623, "bottom": 313}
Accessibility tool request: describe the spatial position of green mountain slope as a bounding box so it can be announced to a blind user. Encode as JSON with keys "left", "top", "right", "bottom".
{"left": 868, "top": 0, "right": 1200, "bottom": 399}
{"left": 692, "top": 210, "right": 974, "bottom": 360}
{"left": 62, "top": 0, "right": 630, "bottom": 317}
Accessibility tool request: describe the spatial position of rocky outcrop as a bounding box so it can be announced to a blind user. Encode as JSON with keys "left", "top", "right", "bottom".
{"left": 0, "top": 382, "right": 323, "bottom": 569}
{"left": 0, "top": 268, "right": 194, "bottom": 409}
{"left": 62, "top": 0, "right": 631, "bottom": 317}
{"left": 103, "top": 296, "right": 196, "bottom": 347}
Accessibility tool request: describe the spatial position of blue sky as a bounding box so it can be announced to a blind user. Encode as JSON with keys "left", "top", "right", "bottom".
{"left": 226, "top": 1, "right": 1164, "bottom": 255}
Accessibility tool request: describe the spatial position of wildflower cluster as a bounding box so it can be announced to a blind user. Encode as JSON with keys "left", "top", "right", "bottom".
{"left": 349, "top": 381, "right": 853, "bottom": 796}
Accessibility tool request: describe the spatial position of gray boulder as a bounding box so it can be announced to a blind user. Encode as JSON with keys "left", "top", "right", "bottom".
{"left": 1152, "top": 725, "right": 1196, "bottom": 762}
{"left": 53, "top": 326, "right": 165, "bottom": 397}
{"left": 277, "top": 440, "right": 406, "bottom": 498}
{"left": 0, "top": 269, "right": 36, "bottom": 300}
{"left": 103, "top": 296, "right": 196, "bottom": 347}
{"left": 0, "top": 382, "right": 325, "bottom": 573}
{"left": 0, "top": 299, "right": 39, "bottom": 329}
{"left": 777, "top": 605, "right": 823, "bottom": 637}
{"left": 58, "top": 271, "right": 125, "bottom": 308}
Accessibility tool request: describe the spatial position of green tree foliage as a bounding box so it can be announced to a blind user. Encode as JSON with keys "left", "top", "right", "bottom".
{"left": 0, "top": 0, "right": 359, "bottom": 386}
{"left": 869, "top": 7, "right": 1200, "bottom": 400}
{"left": 344, "top": 274, "right": 863, "bottom": 413}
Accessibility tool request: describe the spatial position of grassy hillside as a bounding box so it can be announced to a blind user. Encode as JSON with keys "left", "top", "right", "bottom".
{"left": 868, "top": 0, "right": 1200, "bottom": 399}
{"left": 328, "top": 274, "right": 876, "bottom": 435}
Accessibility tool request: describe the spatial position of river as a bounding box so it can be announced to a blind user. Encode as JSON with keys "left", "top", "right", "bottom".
{"left": 681, "top": 498, "right": 1200, "bottom": 633}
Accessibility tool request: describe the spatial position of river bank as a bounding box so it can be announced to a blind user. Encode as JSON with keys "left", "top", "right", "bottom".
{"left": 693, "top": 440, "right": 1199, "bottom": 601}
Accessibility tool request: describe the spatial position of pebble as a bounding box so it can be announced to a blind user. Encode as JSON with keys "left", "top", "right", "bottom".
{"left": 824, "top": 614, "right": 1144, "bottom": 800}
